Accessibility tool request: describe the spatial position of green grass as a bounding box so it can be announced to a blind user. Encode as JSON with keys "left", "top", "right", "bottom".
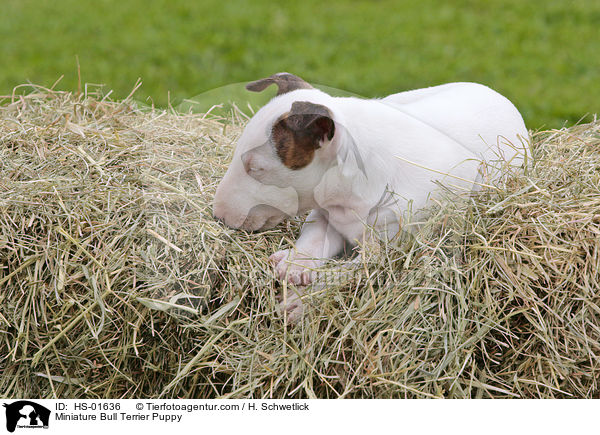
{"left": 1, "top": 0, "right": 599, "bottom": 128}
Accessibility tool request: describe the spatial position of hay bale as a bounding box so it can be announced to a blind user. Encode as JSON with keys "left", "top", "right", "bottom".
{"left": 1, "top": 86, "right": 598, "bottom": 398}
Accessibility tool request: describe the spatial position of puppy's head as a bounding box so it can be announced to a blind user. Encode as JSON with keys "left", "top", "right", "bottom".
{"left": 213, "top": 73, "right": 337, "bottom": 231}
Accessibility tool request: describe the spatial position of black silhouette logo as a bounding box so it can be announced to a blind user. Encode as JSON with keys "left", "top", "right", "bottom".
{"left": 3, "top": 401, "right": 50, "bottom": 432}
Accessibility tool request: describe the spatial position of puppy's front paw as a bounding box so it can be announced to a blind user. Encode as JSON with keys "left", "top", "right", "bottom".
{"left": 277, "top": 290, "right": 305, "bottom": 323}
{"left": 269, "top": 249, "right": 290, "bottom": 267}
{"left": 269, "top": 249, "right": 319, "bottom": 285}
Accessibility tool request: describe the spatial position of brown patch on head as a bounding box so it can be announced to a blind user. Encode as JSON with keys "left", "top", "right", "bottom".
{"left": 246, "top": 73, "right": 313, "bottom": 96}
{"left": 272, "top": 101, "right": 335, "bottom": 170}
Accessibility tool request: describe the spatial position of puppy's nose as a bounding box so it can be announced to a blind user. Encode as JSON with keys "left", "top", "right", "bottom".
{"left": 213, "top": 206, "right": 239, "bottom": 228}
{"left": 213, "top": 208, "right": 225, "bottom": 222}
{"left": 212, "top": 201, "right": 225, "bottom": 221}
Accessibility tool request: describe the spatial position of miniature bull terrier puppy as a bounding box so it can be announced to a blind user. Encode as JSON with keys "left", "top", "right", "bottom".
{"left": 213, "top": 72, "right": 529, "bottom": 320}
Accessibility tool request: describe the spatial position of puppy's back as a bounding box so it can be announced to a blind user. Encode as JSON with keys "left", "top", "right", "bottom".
{"left": 382, "top": 82, "right": 530, "bottom": 165}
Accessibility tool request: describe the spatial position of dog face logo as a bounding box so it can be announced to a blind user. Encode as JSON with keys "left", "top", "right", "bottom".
{"left": 3, "top": 401, "right": 50, "bottom": 432}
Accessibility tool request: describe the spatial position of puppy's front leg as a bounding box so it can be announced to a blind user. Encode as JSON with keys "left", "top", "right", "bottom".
{"left": 270, "top": 209, "right": 344, "bottom": 322}
{"left": 270, "top": 209, "right": 344, "bottom": 286}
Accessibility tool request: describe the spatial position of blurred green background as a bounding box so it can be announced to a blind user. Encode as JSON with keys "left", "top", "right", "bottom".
{"left": 1, "top": 0, "right": 599, "bottom": 128}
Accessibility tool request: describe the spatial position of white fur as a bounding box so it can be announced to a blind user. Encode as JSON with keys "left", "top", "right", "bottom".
{"left": 213, "top": 82, "right": 529, "bottom": 320}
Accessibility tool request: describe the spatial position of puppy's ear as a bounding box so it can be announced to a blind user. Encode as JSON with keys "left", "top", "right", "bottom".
{"left": 283, "top": 101, "right": 335, "bottom": 141}
{"left": 246, "top": 72, "right": 313, "bottom": 96}
{"left": 272, "top": 101, "right": 335, "bottom": 170}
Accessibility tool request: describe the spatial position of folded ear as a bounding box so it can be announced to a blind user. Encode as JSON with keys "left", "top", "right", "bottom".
{"left": 246, "top": 72, "right": 313, "bottom": 96}
{"left": 272, "top": 101, "right": 335, "bottom": 170}
{"left": 283, "top": 101, "right": 335, "bottom": 141}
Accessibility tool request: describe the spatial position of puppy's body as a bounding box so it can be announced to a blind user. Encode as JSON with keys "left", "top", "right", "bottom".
{"left": 213, "top": 74, "right": 529, "bottom": 318}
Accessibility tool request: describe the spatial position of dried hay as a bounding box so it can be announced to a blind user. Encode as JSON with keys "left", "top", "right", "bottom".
{"left": 0, "top": 85, "right": 599, "bottom": 398}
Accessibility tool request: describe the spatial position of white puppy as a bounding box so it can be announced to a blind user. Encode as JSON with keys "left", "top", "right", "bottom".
{"left": 213, "top": 73, "right": 529, "bottom": 317}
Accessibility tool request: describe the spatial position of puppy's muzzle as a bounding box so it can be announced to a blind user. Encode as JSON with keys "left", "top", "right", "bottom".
{"left": 213, "top": 203, "right": 287, "bottom": 232}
